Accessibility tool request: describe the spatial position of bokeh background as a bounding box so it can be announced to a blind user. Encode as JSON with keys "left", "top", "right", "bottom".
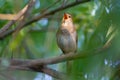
{"left": 0, "top": 0, "right": 120, "bottom": 80}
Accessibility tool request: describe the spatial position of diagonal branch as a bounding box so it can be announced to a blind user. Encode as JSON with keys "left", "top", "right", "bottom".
{"left": 0, "top": 0, "right": 91, "bottom": 39}
{"left": 1, "top": 43, "right": 109, "bottom": 68}
{"left": 13, "top": 0, "right": 36, "bottom": 37}
{"left": 0, "top": 42, "right": 110, "bottom": 79}
{"left": 10, "top": 43, "right": 109, "bottom": 67}
{"left": 0, "top": 6, "right": 27, "bottom": 37}
{"left": 9, "top": 65, "right": 67, "bottom": 80}
{"left": 24, "top": 0, "right": 91, "bottom": 26}
{"left": 0, "top": 0, "right": 36, "bottom": 39}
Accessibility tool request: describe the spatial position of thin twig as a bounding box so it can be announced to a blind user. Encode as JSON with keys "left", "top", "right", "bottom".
{"left": 0, "top": 1, "right": 31, "bottom": 37}
{"left": 13, "top": 0, "right": 36, "bottom": 37}
{"left": 41, "top": 0, "right": 60, "bottom": 13}
{"left": 0, "top": 0, "right": 91, "bottom": 39}
{"left": 24, "top": 0, "right": 90, "bottom": 26}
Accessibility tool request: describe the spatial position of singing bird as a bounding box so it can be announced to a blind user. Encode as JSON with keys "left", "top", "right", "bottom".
{"left": 56, "top": 13, "right": 78, "bottom": 73}
{"left": 57, "top": 13, "right": 77, "bottom": 54}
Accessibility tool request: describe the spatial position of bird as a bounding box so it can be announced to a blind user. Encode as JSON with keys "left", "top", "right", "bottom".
{"left": 56, "top": 13, "right": 78, "bottom": 74}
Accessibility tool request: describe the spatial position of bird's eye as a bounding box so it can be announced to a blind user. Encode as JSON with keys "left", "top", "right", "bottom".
{"left": 69, "top": 16, "right": 71, "bottom": 18}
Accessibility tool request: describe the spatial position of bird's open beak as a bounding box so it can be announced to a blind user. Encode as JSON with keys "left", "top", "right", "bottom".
{"left": 64, "top": 13, "right": 68, "bottom": 20}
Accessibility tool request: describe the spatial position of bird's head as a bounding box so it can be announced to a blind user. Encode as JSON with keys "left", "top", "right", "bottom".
{"left": 62, "top": 13, "right": 73, "bottom": 23}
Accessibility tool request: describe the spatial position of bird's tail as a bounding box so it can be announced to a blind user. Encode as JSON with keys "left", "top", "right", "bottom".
{"left": 66, "top": 61, "right": 73, "bottom": 75}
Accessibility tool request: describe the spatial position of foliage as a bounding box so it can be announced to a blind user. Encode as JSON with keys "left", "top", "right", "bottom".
{"left": 0, "top": 0, "right": 120, "bottom": 80}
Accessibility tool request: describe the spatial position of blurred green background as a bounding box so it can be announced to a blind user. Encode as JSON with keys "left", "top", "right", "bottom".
{"left": 0, "top": 0, "right": 120, "bottom": 80}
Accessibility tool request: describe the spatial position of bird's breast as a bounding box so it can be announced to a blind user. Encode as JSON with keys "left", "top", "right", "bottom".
{"left": 57, "top": 29, "right": 77, "bottom": 53}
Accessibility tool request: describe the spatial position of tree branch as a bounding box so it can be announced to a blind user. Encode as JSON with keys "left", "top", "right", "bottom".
{"left": 0, "top": 0, "right": 91, "bottom": 39}
{"left": 9, "top": 43, "right": 109, "bottom": 67}
{"left": 8, "top": 65, "right": 67, "bottom": 80}
{"left": 13, "top": 0, "right": 36, "bottom": 37}
{"left": 24, "top": 0, "right": 91, "bottom": 26}
{"left": 0, "top": 0, "right": 34, "bottom": 38}
{"left": 0, "top": 43, "right": 110, "bottom": 79}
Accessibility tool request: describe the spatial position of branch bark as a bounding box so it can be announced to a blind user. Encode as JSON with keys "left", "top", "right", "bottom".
{"left": 0, "top": 0, "right": 34, "bottom": 38}
{"left": 13, "top": 0, "right": 36, "bottom": 37}
{"left": 0, "top": 43, "right": 110, "bottom": 79}
{"left": 9, "top": 65, "right": 67, "bottom": 80}
{"left": 24, "top": 0, "right": 91, "bottom": 26}
{"left": 0, "top": 0, "right": 91, "bottom": 39}
{"left": 9, "top": 44, "right": 109, "bottom": 67}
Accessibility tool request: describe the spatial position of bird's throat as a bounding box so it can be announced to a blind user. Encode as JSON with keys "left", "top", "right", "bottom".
{"left": 62, "top": 22, "right": 74, "bottom": 33}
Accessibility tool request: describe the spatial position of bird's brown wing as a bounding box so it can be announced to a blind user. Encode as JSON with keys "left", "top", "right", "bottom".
{"left": 56, "top": 28, "right": 71, "bottom": 53}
